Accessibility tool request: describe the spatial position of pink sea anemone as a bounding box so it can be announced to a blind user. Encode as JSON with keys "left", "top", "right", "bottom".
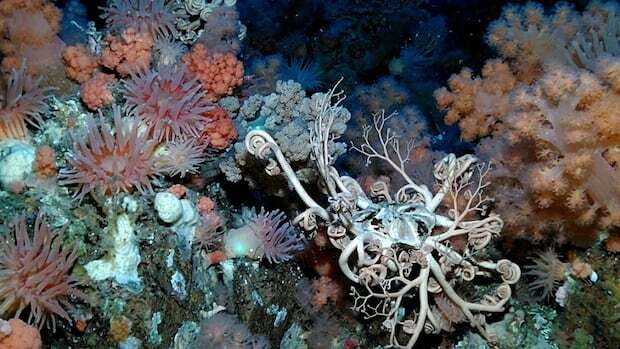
{"left": 123, "top": 64, "right": 212, "bottom": 141}
{"left": 59, "top": 105, "right": 160, "bottom": 200}
{"left": 0, "top": 213, "right": 84, "bottom": 331}
{"left": 100, "top": 0, "right": 177, "bottom": 39}
{"left": 250, "top": 208, "right": 305, "bottom": 263}
{"left": 0, "top": 65, "right": 51, "bottom": 140}
{"left": 153, "top": 139, "right": 207, "bottom": 177}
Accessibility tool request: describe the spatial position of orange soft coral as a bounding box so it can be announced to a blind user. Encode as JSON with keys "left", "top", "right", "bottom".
{"left": 434, "top": 59, "right": 518, "bottom": 141}
{"left": 62, "top": 45, "right": 99, "bottom": 83}
{"left": 477, "top": 63, "right": 620, "bottom": 246}
{"left": 182, "top": 43, "right": 244, "bottom": 101}
{"left": 199, "top": 107, "right": 237, "bottom": 149}
{"left": 101, "top": 28, "right": 153, "bottom": 76}
{"left": 0, "top": 319, "right": 42, "bottom": 349}
{"left": 80, "top": 73, "right": 117, "bottom": 110}
{"left": 486, "top": 1, "right": 619, "bottom": 76}
{"left": 33, "top": 145, "right": 56, "bottom": 178}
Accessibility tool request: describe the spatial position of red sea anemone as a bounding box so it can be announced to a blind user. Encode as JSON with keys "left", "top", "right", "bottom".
{"left": 0, "top": 213, "right": 84, "bottom": 330}
{"left": 123, "top": 65, "right": 213, "bottom": 141}
{"left": 100, "top": 0, "right": 177, "bottom": 39}
{"left": 0, "top": 65, "right": 51, "bottom": 140}
{"left": 59, "top": 105, "right": 160, "bottom": 200}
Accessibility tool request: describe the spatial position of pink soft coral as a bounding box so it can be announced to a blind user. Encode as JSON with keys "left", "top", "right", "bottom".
{"left": 199, "top": 106, "right": 237, "bottom": 149}
{"left": 0, "top": 3, "right": 64, "bottom": 76}
{"left": 101, "top": 28, "right": 153, "bottom": 76}
{"left": 80, "top": 73, "right": 117, "bottom": 110}
{"left": 62, "top": 45, "right": 99, "bottom": 83}
{"left": 182, "top": 43, "right": 244, "bottom": 101}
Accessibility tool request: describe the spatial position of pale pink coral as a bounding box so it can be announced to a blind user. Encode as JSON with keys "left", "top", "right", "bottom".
{"left": 62, "top": 45, "right": 99, "bottom": 83}
{"left": 487, "top": 1, "right": 619, "bottom": 77}
{"left": 182, "top": 43, "right": 244, "bottom": 101}
{"left": 0, "top": 5, "right": 64, "bottom": 76}
{"left": 101, "top": 28, "right": 153, "bottom": 76}
{"left": 80, "top": 73, "right": 117, "bottom": 110}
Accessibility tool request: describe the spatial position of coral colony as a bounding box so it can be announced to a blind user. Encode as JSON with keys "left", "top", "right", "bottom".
{"left": 0, "top": 1, "right": 618, "bottom": 349}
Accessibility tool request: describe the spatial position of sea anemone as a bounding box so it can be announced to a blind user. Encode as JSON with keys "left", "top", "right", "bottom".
{"left": 524, "top": 249, "right": 569, "bottom": 300}
{"left": 279, "top": 59, "right": 323, "bottom": 91}
{"left": 59, "top": 105, "right": 160, "bottom": 201}
{"left": 0, "top": 213, "right": 84, "bottom": 330}
{"left": 153, "top": 139, "right": 207, "bottom": 177}
{"left": 100, "top": 0, "right": 177, "bottom": 39}
{"left": 123, "top": 64, "right": 212, "bottom": 141}
{"left": 153, "top": 35, "right": 186, "bottom": 68}
{"left": 225, "top": 208, "right": 305, "bottom": 263}
{"left": 0, "top": 65, "right": 51, "bottom": 140}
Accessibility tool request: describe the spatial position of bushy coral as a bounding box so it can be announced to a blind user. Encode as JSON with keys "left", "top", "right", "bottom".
{"left": 33, "top": 144, "right": 56, "bottom": 178}
{"left": 199, "top": 106, "right": 237, "bottom": 149}
{"left": 123, "top": 64, "right": 212, "bottom": 141}
{"left": 62, "top": 45, "right": 99, "bottom": 83}
{"left": 59, "top": 105, "right": 160, "bottom": 200}
{"left": 0, "top": 5, "right": 65, "bottom": 77}
{"left": 0, "top": 65, "right": 51, "bottom": 140}
{"left": 101, "top": 0, "right": 177, "bottom": 39}
{"left": 435, "top": 2, "right": 620, "bottom": 246}
{"left": 0, "top": 213, "right": 83, "bottom": 330}
{"left": 434, "top": 59, "right": 518, "bottom": 141}
{"left": 101, "top": 28, "right": 154, "bottom": 76}
{"left": 80, "top": 73, "right": 117, "bottom": 111}
{"left": 182, "top": 43, "right": 244, "bottom": 101}
{"left": 479, "top": 64, "right": 620, "bottom": 244}
{"left": 487, "top": 1, "right": 619, "bottom": 78}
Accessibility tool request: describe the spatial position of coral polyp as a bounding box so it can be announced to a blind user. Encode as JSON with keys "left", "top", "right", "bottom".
{"left": 59, "top": 105, "right": 160, "bottom": 200}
